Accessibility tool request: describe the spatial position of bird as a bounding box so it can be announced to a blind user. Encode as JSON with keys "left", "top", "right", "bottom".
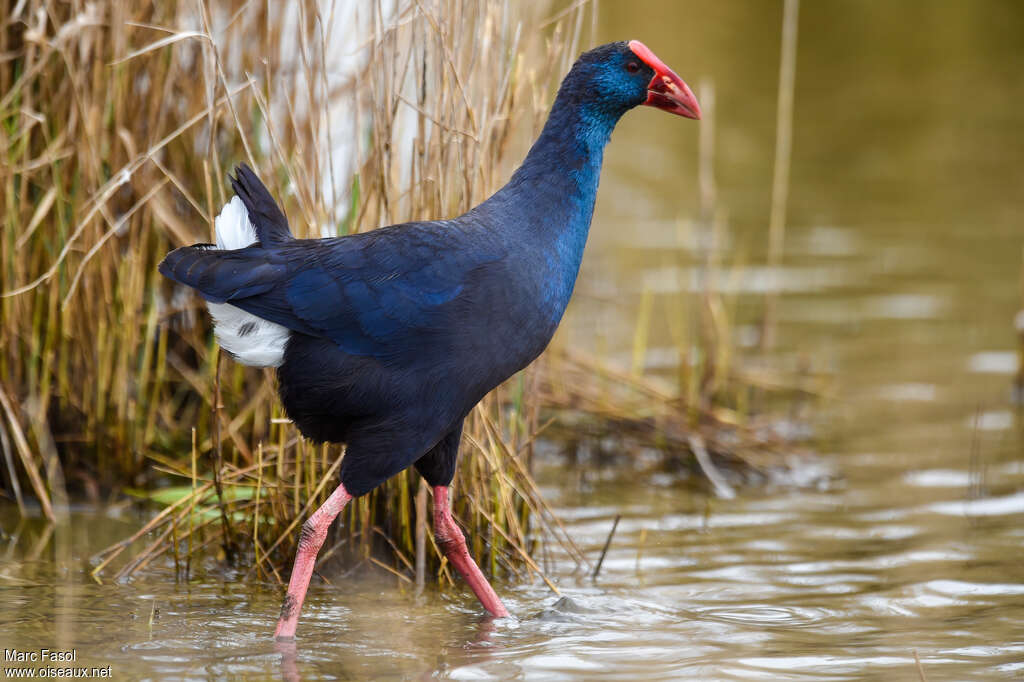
{"left": 159, "top": 40, "right": 699, "bottom": 640}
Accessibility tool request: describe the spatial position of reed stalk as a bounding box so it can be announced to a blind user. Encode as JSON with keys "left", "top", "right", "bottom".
{"left": 762, "top": 0, "right": 800, "bottom": 350}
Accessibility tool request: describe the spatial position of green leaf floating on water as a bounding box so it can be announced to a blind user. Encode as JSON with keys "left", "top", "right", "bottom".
{"left": 123, "top": 485, "right": 263, "bottom": 523}
{"left": 124, "top": 485, "right": 257, "bottom": 505}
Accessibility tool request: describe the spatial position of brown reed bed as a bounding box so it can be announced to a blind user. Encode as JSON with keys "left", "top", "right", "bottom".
{"left": 1, "top": 0, "right": 811, "bottom": 589}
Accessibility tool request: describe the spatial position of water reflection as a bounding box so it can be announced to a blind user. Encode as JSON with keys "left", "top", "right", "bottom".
{"left": 2, "top": 477, "right": 1024, "bottom": 680}
{"left": 275, "top": 640, "right": 301, "bottom": 682}
{"left": 3, "top": 0, "right": 1024, "bottom": 679}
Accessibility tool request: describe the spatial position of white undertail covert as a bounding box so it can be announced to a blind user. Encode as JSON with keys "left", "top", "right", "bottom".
{"left": 206, "top": 197, "right": 289, "bottom": 367}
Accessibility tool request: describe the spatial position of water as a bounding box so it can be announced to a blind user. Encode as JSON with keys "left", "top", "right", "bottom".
{"left": 3, "top": 1, "right": 1023, "bottom": 679}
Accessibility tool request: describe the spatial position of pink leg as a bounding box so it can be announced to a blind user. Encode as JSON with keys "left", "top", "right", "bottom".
{"left": 432, "top": 486, "right": 510, "bottom": 618}
{"left": 274, "top": 483, "right": 352, "bottom": 640}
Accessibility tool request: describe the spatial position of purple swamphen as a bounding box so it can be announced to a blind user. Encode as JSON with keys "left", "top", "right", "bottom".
{"left": 159, "top": 40, "right": 700, "bottom": 639}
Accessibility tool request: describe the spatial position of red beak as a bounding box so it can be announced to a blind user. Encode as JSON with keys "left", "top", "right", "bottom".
{"left": 628, "top": 40, "right": 701, "bottom": 120}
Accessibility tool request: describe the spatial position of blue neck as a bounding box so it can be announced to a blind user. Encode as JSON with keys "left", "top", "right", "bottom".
{"left": 500, "top": 94, "right": 620, "bottom": 231}
{"left": 475, "top": 94, "right": 624, "bottom": 319}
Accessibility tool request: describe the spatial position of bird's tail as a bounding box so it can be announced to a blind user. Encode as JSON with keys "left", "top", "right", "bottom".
{"left": 211, "top": 195, "right": 257, "bottom": 250}
{"left": 158, "top": 165, "right": 292, "bottom": 367}
{"left": 229, "top": 164, "right": 293, "bottom": 246}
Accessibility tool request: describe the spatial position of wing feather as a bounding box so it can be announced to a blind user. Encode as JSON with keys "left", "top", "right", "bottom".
{"left": 162, "top": 221, "right": 506, "bottom": 362}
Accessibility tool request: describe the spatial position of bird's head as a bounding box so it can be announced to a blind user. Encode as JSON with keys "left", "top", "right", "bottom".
{"left": 564, "top": 40, "right": 701, "bottom": 123}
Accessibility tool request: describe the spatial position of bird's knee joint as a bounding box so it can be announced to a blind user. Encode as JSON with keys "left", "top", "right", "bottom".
{"left": 298, "top": 518, "right": 324, "bottom": 552}
{"left": 434, "top": 529, "right": 454, "bottom": 553}
{"left": 434, "top": 525, "right": 465, "bottom": 556}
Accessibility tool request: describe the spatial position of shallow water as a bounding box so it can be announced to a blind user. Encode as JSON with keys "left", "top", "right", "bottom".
{"left": 3, "top": 1, "right": 1023, "bottom": 680}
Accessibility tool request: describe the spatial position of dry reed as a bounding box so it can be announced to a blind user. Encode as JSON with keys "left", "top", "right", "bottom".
{"left": 1, "top": 0, "right": 599, "bottom": 587}
{"left": 1, "top": 0, "right": 808, "bottom": 590}
{"left": 762, "top": 0, "right": 800, "bottom": 350}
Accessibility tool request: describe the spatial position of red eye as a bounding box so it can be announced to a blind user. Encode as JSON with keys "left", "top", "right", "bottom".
{"left": 626, "top": 61, "right": 640, "bottom": 73}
